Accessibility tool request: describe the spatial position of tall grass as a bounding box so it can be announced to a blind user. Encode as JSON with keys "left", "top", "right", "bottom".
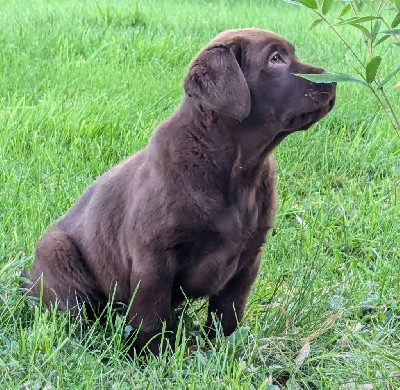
{"left": 1, "top": 0, "right": 399, "bottom": 388}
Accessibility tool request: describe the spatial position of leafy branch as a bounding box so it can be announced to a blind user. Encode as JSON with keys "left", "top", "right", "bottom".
{"left": 287, "top": 0, "right": 400, "bottom": 135}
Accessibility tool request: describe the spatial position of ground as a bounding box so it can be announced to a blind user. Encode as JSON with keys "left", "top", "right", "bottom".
{"left": 0, "top": 0, "right": 399, "bottom": 388}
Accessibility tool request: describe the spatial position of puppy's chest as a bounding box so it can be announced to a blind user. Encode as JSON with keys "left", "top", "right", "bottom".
{"left": 178, "top": 222, "right": 259, "bottom": 298}
{"left": 230, "top": 187, "right": 260, "bottom": 237}
{"left": 175, "top": 186, "right": 264, "bottom": 298}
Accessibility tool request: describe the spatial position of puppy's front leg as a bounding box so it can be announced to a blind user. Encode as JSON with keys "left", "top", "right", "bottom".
{"left": 206, "top": 230, "right": 268, "bottom": 338}
{"left": 127, "top": 267, "right": 173, "bottom": 355}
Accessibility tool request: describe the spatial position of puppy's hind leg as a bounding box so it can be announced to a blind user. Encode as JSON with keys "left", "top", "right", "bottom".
{"left": 22, "top": 230, "right": 104, "bottom": 315}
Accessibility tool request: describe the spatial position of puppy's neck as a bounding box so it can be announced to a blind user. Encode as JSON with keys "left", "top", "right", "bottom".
{"left": 151, "top": 98, "right": 285, "bottom": 187}
{"left": 179, "top": 98, "right": 284, "bottom": 165}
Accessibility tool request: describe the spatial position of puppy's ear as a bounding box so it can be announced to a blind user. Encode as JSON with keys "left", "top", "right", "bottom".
{"left": 184, "top": 44, "right": 251, "bottom": 121}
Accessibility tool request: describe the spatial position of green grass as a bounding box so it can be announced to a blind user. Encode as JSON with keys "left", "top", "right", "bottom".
{"left": 1, "top": 0, "right": 400, "bottom": 388}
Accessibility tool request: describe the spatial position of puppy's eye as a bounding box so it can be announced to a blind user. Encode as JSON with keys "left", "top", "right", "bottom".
{"left": 270, "top": 51, "right": 283, "bottom": 64}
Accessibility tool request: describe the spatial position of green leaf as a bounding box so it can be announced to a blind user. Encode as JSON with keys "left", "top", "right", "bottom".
{"left": 374, "top": 35, "right": 390, "bottom": 47}
{"left": 226, "top": 326, "right": 250, "bottom": 345}
{"left": 380, "top": 29, "right": 400, "bottom": 35}
{"left": 395, "top": 0, "right": 400, "bottom": 12}
{"left": 322, "top": 0, "right": 333, "bottom": 15}
{"left": 337, "top": 16, "right": 382, "bottom": 25}
{"left": 366, "top": 56, "right": 382, "bottom": 83}
{"left": 308, "top": 18, "right": 323, "bottom": 30}
{"left": 378, "top": 66, "right": 400, "bottom": 89}
{"left": 296, "top": 0, "right": 318, "bottom": 9}
{"left": 338, "top": 4, "right": 352, "bottom": 18}
{"left": 293, "top": 72, "right": 368, "bottom": 86}
{"left": 353, "top": 0, "right": 363, "bottom": 12}
{"left": 123, "top": 324, "right": 134, "bottom": 339}
{"left": 371, "top": 20, "right": 381, "bottom": 41}
{"left": 350, "top": 23, "right": 371, "bottom": 39}
{"left": 391, "top": 13, "right": 400, "bottom": 28}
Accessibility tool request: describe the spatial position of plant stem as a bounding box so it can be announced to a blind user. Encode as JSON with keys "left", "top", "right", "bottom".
{"left": 380, "top": 89, "right": 400, "bottom": 132}
{"left": 369, "top": 86, "right": 399, "bottom": 133}
{"left": 378, "top": 0, "right": 386, "bottom": 14}
{"left": 314, "top": 11, "right": 365, "bottom": 71}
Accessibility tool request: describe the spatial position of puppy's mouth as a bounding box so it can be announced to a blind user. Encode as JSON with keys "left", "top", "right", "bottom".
{"left": 284, "top": 95, "right": 336, "bottom": 131}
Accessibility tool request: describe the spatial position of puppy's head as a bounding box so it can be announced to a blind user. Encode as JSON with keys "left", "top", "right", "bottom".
{"left": 184, "top": 28, "right": 336, "bottom": 133}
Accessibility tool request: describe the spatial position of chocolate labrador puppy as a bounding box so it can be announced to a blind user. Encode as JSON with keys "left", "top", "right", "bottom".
{"left": 23, "top": 28, "right": 336, "bottom": 354}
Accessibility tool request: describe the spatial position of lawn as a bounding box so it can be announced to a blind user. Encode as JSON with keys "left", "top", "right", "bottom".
{"left": 1, "top": 0, "right": 399, "bottom": 388}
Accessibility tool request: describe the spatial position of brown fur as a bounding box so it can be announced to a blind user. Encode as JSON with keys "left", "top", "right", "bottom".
{"left": 22, "top": 28, "right": 336, "bottom": 354}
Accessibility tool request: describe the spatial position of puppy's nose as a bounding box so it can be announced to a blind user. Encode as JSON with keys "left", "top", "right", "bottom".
{"left": 311, "top": 69, "right": 337, "bottom": 94}
{"left": 296, "top": 62, "right": 336, "bottom": 96}
{"left": 321, "top": 71, "right": 337, "bottom": 92}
